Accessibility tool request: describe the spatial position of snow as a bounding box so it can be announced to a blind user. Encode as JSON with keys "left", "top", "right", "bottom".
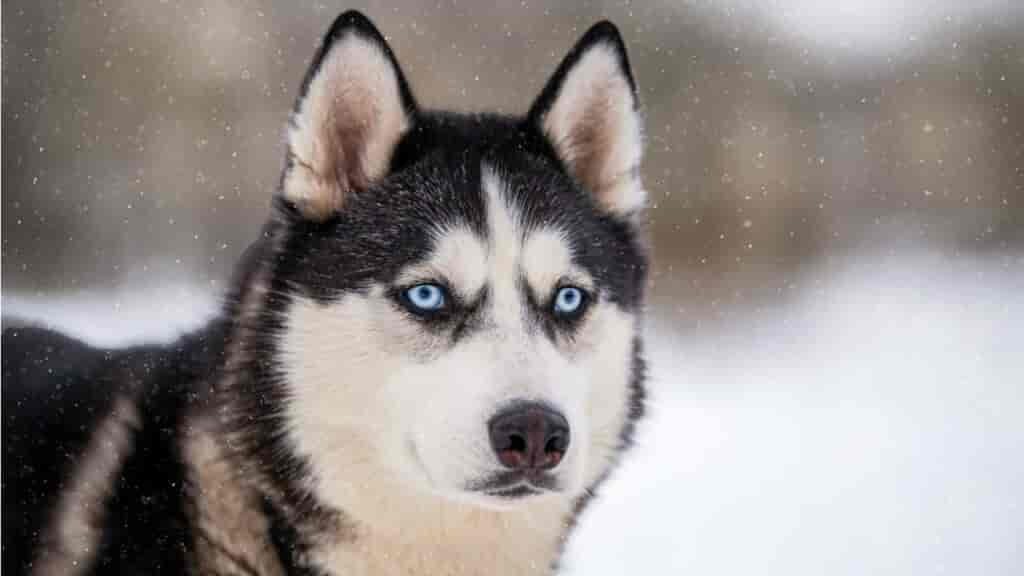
{"left": 3, "top": 281, "right": 219, "bottom": 347}
{"left": 562, "top": 251, "right": 1023, "bottom": 575}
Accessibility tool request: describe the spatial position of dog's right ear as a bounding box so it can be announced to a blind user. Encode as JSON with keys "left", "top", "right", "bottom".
{"left": 281, "top": 11, "right": 417, "bottom": 220}
{"left": 528, "top": 22, "right": 644, "bottom": 218}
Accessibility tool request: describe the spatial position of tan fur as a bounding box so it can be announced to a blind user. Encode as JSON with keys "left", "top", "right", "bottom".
{"left": 184, "top": 410, "right": 286, "bottom": 576}
{"left": 539, "top": 44, "right": 645, "bottom": 215}
{"left": 32, "top": 396, "right": 140, "bottom": 576}
{"left": 284, "top": 34, "right": 410, "bottom": 219}
{"left": 308, "top": 494, "right": 572, "bottom": 576}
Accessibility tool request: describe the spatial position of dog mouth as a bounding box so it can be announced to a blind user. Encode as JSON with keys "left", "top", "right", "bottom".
{"left": 487, "top": 483, "right": 543, "bottom": 499}
{"left": 470, "top": 470, "right": 559, "bottom": 499}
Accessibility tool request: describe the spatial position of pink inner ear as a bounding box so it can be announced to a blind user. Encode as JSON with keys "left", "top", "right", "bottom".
{"left": 540, "top": 44, "right": 645, "bottom": 216}
{"left": 283, "top": 34, "right": 412, "bottom": 220}
{"left": 325, "top": 95, "right": 373, "bottom": 194}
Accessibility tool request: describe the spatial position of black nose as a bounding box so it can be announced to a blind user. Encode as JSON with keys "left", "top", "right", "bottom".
{"left": 488, "top": 403, "right": 570, "bottom": 471}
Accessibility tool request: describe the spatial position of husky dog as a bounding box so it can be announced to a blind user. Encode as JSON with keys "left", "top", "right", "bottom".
{"left": 2, "top": 11, "right": 649, "bottom": 575}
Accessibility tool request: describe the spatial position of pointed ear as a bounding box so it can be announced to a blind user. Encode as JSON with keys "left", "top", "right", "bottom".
{"left": 282, "top": 11, "right": 417, "bottom": 220}
{"left": 528, "top": 22, "right": 644, "bottom": 217}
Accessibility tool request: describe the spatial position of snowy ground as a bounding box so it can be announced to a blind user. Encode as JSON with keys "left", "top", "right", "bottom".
{"left": 5, "top": 251, "right": 1022, "bottom": 574}
{"left": 563, "top": 251, "right": 1023, "bottom": 575}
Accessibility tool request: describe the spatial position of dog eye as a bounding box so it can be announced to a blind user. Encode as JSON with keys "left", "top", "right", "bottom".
{"left": 402, "top": 283, "right": 448, "bottom": 314}
{"left": 552, "top": 286, "right": 587, "bottom": 317}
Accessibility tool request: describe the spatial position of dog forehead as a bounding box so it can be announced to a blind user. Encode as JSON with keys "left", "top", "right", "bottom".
{"left": 407, "top": 166, "right": 574, "bottom": 300}
{"left": 482, "top": 167, "right": 577, "bottom": 289}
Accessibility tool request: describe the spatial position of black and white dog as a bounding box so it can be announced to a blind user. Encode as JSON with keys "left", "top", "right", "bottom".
{"left": 3, "top": 11, "right": 649, "bottom": 575}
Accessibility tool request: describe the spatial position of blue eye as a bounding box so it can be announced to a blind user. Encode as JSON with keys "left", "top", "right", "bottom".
{"left": 553, "top": 286, "right": 586, "bottom": 316}
{"left": 403, "top": 283, "right": 447, "bottom": 313}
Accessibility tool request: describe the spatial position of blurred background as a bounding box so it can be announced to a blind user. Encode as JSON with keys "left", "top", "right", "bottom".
{"left": 3, "top": 1, "right": 1022, "bottom": 574}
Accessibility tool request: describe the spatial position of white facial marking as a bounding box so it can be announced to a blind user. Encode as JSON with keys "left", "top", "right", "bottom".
{"left": 521, "top": 227, "right": 594, "bottom": 303}
{"left": 482, "top": 169, "right": 526, "bottom": 333}
{"left": 397, "top": 227, "right": 488, "bottom": 299}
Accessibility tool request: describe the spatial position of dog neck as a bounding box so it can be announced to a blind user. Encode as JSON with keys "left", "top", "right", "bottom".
{"left": 277, "top": 462, "right": 575, "bottom": 576}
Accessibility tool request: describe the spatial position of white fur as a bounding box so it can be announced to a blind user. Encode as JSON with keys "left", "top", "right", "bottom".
{"left": 521, "top": 228, "right": 594, "bottom": 298}
{"left": 284, "top": 34, "right": 410, "bottom": 219}
{"left": 540, "top": 44, "right": 645, "bottom": 216}
{"left": 396, "top": 227, "right": 489, "bottom": 300}
{"left": 278, "top": 167, "right": 638, "bottom": 574}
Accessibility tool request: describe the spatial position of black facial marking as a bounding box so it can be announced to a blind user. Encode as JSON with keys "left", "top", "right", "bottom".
{"left": 274, "top": 111, "right": 646, "bottom": 315}
{"left": 449, "top": 287, "right": 489, "bottom": 345}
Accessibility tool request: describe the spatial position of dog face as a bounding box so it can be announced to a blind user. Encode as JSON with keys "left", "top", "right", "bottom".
{"left": 256, "top": 12, "right": 647, "bottom": 511}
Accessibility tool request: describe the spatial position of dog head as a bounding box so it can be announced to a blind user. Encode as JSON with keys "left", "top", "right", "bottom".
{"left": 244, "top": 11, "right": 647, "bottom": 512}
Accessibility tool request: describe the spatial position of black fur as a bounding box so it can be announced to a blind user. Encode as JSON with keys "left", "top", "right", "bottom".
{"left": 2, "top": 328, "right": 121, "bottom": 574}
{"left": 2, "top": 323, "right": 229, "bottom": 575}
{"left": 277, "top": 111, "right": 645, "bottom": 308}
{"left": 2, "top": 11, "right": 647, "bottom": 575}
{"left": 263, "top": 496, "right": 321, "bottom": 576}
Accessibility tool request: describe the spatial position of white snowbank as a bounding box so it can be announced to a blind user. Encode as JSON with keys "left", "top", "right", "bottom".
{"left": 3, "top": 281, "right": 220, "bottom": 347}
{"left": 563, "top": 252, "right": 1023, "bottom": 575}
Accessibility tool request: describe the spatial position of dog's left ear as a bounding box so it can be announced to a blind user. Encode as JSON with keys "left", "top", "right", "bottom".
{"left": 528, "top": 21, "right": 644, "bottom": 217}
{"left": 283, "top": 11, "right": 417, "bottom": 220}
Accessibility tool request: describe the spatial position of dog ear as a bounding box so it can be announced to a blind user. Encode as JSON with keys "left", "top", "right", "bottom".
{"left": 528, "top": 22, "right": 645, "bottom": 217}
{"left": 282, "top": 11, "right": 417, "bottom": 220}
